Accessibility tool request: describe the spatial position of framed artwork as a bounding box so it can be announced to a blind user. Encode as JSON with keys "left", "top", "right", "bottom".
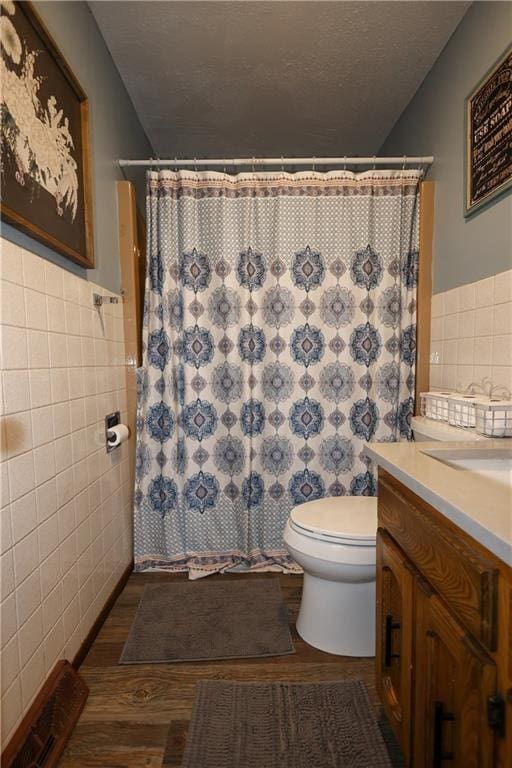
{"left": 465, "top": 45, "right": 512, "bottom": 216}
{"left": 1, "top": 1, "right": 94, "bottom": 267}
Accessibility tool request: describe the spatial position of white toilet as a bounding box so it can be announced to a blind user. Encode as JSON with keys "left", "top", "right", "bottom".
{"left": 284, "top": 415, "right": 487, "bottom": 657}
{"left": 283, "top": 495, "right": 377, "bottom": 656}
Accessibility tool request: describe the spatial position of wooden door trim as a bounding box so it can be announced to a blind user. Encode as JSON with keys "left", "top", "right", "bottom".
{"left": 415, "top": 180, "right": 434, "bottom": 413}
{"left": 117, "top": 181, "right": 144, "bottom": 367}
{"left": 117, "top": 180, "right": 145, "bottom": 492}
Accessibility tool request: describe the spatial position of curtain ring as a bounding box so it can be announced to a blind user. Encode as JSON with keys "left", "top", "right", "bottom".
{"left": 194, "top": 157, "right": 197, "bottom": 171}
{"left": 149, "top": 157, "right": 154, "bottom": 170}
{"left": 174, "top": 157, "right": 177, "bottom": 172}
{"left": 281, "top": 156, "right": 284, "bottom": 173}
{"left": 373, "top": 155, "right": 376, "bottom": 171}
{"left": 343, "top": 155, "right": 347, "bottom": 172}
{"left": 252, "top": 156, "right": 256, "bottom": 173}
{"left": 312, "top": 155, "right": 316, "bottom": 172}
{"left": 223, "top": 158, "right": 226, "bottom": 174}
{"left": 402, "top": 155, "right": 407, "bottom": 172}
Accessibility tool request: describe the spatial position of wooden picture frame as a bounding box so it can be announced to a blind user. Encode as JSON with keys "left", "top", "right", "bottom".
{"left": 465, "top": 45, "right": 512, "bottom": 217}
{"left": 1, "top": 1, "right": 94, "bottom": 267}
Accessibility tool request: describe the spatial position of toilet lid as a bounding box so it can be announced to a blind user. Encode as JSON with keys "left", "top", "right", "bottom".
{"left": 290, "top": 496, "right": 377, "bottom": 544}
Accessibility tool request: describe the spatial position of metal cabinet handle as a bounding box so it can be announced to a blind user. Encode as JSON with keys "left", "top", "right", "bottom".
{"left": 433, "top": 701, "right": 455, "bottom": 767}
{"left": 384, "top": 614, "right": 400, "bottom": 668}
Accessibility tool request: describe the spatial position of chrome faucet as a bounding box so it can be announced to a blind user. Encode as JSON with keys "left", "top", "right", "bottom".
{"left": 463, "top": 377, "right": 511, "bottom": 400}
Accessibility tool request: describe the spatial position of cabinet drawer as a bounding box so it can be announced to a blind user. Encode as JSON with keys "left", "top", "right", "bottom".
{"left": 378, "top": 473, "right": 498, "bottom": 651}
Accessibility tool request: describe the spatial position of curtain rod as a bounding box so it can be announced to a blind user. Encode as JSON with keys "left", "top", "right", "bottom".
{"left": 118, "top": 156, "right": 434, "bottom": 168}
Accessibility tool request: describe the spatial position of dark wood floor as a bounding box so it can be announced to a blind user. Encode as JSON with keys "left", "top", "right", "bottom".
{"left": 59, "top": 572, "right": 377, "bottom": 768}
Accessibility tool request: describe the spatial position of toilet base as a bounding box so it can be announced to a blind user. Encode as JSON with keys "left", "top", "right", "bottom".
{"left": 296, "top": 572, "right": 375, "bottom": 657}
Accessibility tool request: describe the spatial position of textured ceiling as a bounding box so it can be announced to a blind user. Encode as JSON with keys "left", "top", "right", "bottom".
{"left": 90, "top": 1, "right": 470, "bottom": 158}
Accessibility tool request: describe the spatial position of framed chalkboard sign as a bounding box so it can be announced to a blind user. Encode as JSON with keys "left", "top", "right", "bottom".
{"left": 465, "top": 45, "right": 512, "bottom": 216}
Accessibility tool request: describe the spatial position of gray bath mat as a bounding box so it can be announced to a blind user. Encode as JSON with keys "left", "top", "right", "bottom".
{"left": 180, "top": 680, "right": 393, "bottom": 768}
{"left": 120, "top": 579, "right": 294, "bottom": 664}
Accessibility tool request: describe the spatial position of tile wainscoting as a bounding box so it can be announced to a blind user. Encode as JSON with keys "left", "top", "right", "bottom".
{"left": 0, "top": 239, "right": 133, "bottom": 743}
{"left": 430, "top": 269, "right": 512, "bottom": 393}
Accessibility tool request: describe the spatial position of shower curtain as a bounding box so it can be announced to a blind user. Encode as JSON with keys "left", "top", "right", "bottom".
{"left": 134, "top": 169, "right": 421, "bottom": 577}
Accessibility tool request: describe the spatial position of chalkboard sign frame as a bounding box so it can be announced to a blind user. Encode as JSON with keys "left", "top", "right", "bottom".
{"left": 465, "top": 45, "right": 512, "bottom": 217}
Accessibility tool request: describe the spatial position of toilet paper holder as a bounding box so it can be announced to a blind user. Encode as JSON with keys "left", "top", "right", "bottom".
{"left": 105, "top": 411, "right": 121, "bottom": 453}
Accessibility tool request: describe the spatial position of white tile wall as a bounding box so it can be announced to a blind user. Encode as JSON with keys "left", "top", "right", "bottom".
{"left": 430, "top": 269, "right": 512, "bottom": 393}
{"left": 0, "top": 239, "right": 133, "bottom": 744}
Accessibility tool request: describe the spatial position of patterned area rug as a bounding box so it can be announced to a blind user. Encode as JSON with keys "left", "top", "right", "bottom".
{"left": 179, "top": 680, "right": 394, "bottom": 768}
{"left": 120, "top": 578, "right": 294, "bottom": 663}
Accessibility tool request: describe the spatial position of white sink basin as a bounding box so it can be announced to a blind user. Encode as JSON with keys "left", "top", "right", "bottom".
{"left": 421, "top": 448, "right": 512, "bottom": 489}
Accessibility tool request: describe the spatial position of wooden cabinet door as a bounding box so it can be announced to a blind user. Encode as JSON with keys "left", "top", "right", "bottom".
{"left": 376, "top": 530, "right": 415, "bottom": 764}
{"left": 413, "top": 581, "right": 497, "bottom": 768}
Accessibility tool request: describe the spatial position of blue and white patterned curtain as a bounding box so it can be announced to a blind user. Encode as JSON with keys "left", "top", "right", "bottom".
{"left": 134, "top": 170, "right": 421, "bottom": 577}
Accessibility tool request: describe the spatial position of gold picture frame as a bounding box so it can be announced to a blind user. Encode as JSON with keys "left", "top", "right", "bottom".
{"left": 1, "top": 1, "right": 94, "bottom": 267}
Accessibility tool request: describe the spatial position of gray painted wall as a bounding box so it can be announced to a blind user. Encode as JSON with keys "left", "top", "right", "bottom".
{"left": 1, "top": 1, "right": 152, "bottom": 293}
{"left": 382, "top": 1, "right": 512, "bottom": 294}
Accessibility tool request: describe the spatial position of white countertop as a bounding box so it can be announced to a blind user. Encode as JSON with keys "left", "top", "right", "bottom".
{"left": 365, "top": 440, "right": 512, "bottom": 566}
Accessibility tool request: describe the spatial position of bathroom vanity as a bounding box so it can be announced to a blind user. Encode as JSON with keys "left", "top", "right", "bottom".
{"left": 366, "top": 442, "right": 512, "bottom": 768}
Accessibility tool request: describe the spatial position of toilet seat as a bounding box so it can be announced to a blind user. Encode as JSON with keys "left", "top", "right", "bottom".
{"left": 289, "top": 496, "right": 377, "bottom": 546}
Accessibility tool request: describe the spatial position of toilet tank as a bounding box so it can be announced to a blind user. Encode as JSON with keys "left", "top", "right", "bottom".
{"left": 411, "top": 416, "right": 487, "bottom": 442}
